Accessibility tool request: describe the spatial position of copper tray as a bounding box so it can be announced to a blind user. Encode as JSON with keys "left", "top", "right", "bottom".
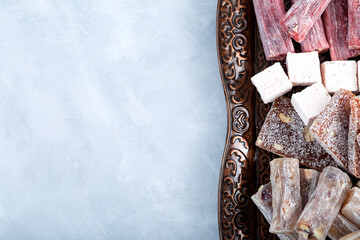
{"left": 216, "top": 0, "right": 329, "bottom": 239}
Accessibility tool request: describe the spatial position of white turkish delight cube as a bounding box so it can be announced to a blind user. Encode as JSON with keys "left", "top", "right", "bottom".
{"left": 251, "top": 62, "right": 293, "bottom": 104}
{"left": 291, "top": 82, "right": 331, "bottom": 125}
{"left": 286, "top": 51, "right": 322, "bottom": 86}
{"left": 321, "top": 61, "right": 358, "bottom": 93}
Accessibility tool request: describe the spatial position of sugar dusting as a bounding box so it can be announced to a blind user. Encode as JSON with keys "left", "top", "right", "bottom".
{"left": 256, "top": 97, "right": 338, "bottom": 171}
{"left": 348, "top": 96, "right": 360, "bottom": 177}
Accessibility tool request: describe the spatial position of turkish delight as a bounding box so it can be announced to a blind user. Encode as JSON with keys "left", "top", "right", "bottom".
{"left": 251, "top": 63, "right": 292, "bottom": 104}
{"left": 341, "top": 187, "right": 360, "bottom": 228}
{"left": 291, "top": 83, "right": 331, "bottom": 125}
{"left": 253, "top": 0, "right": 294, "bottom": 61}
{"left": 300, "top": 169, "right": 320, "bottom": 209}
{"left": 310, "top": 89, "right": 355, "bottom": 170}
{"left": 270, "top": 158, "right": 302, "bottom": 234}
{"left": 251, "top": 183, "right": 298, "bottom": 240}
{"left": 279, "top": 0, "right": 331, "bottom": 43}
{"left": 349, "top": 0, "right": 360, "bottom": 49}
{"left": 321, "top": 61, "right": 358, "bottom": 93}
{"left": 286, "top": 52, "right": 322, "bottom": 86}
{"left": 339, "top": 231, "right": 360, "bottom": 240}
{"left": 289, "top": 0, "right": 329, "bottom": 52}
{"left": 295, "top": 166, "right": 352, "bottom": 240}
{"left": 256, "top": 97, "right": 337, "bottom": 171}
{"left": 328, "top": 214, "right": 360, "bottom": 240}
{"left": 348, "top": 96, "right": 360, "bottom": 178}
{"left": 323, "top": 0, "right": 360, "bottom": 60}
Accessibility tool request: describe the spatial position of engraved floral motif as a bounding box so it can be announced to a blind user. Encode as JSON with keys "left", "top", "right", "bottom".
{"left": 217, "top": 0, "right": 255, "bottom": 239}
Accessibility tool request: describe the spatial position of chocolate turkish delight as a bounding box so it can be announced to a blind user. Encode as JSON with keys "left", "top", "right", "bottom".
{"left": 256, "top": 97, "right": 337, "bottom": 171}
{"left": 348, "top": 96, "right": 360, "bottom": 178}
{"left": 300, "top": 169, "right": 319, "bottom": 209}
{"left": 323, "top": 0, "right": 360, "bottom": 60}
{"left": 328, "top": 214, "right": 360, "bottom": 240}
{"left": 270, "top": 158, "right": 302, "bottom": 234}
{"left": 339, "top": 231, "right": 360, "bottom": 240}
{"left": 341, "top": 187, "right": 360, "bottom": 228}
{"left": 349, "top": 0, "right": 360, "bottom": 49}
{"left": 251, "top": 183, "right": 298, "bottom": 240}
{"left": 310, "top": 89, "right": 355, "bottom": 170}
{"left": 253, "top": 0, "right": 294, "bottom": 60}
{"left": 279, "top": 0, "right": 331, "bottom": 43}
{"left": 295, "top": 166, "right": 352, "bottom": 240}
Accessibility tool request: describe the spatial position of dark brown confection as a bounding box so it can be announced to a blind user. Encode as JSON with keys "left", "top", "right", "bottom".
{"left": 310, "top": 89, "right": 354, "bottom": 171}
{"left": 256, "top": 97, "right": 337, "bottom": 171}
{"left": 348, "top": 96, "right": 360, "bottom": 177}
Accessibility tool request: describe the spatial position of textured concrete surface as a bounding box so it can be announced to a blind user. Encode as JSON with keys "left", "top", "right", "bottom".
{"left": 0, "top": 0, "right": 226, "bottom": 239}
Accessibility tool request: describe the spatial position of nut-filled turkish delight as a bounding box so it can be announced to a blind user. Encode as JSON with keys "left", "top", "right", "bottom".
{"left": 348, "top": 96, "right": 360, "bottom": 178}
{"left": 339, "top": 230, "right": 360, "bottom": 240}
{"left": 310, "top": 89, "right": 355, "bottom": 170}
{"left": 256, "top": 97, "right": 337, "bottom": 171}
{"left": 295, "top": 166, "right": 352, "bottom": 240}
{"left": 323, "top": 0, "right": 360, "bottom": 60}
{"left": 251, "top": 183, "right": 298, "bottom": 240}
{"left": 328, "top": 214, "right": 360, "bottom": 240}
{"left": 279, "top": 0, "right": 331, "bottom": 43}
{"left": 300, "top": 169, "right": 320, "bottom": 209}
{"left": 270, "top": 158, "right": 302, "bottom": 234}
{"left": 253, "top": 0, "right": 294, "bottom": 61}
{"left": 341, "top": 187, "right": 360, "bottom": 228}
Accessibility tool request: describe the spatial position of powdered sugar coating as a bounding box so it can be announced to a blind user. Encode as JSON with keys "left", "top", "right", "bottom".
{"left": 256, "top": 97, "right": 337, "bottom": 170}
{"left": 310, "top": 89, "right": 354, "bottom": 170}
{"left": 339, "top": 231, "right": 360, "bottom": 240}
{"left": 341, "top": 187, "right": 360, "bottom": 228}
{"left": 348, "top": 96, "right": 360, "bottom": 178}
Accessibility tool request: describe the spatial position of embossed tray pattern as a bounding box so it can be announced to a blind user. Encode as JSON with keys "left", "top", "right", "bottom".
{"left": 217, "top": 0, "right": 334, "bottom": 239}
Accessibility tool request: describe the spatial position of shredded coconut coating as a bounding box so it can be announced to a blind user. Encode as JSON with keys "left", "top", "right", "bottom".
{"left": 348, "top": 96, "right": 360, "bottom": 178}
{"left": 310, "top": 89, "right": 354, "bottom": 170}
{"left": 256, "top": 97, "right": 337, "bottom": 171}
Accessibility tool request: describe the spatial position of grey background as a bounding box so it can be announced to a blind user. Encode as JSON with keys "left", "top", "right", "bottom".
{"left": 0, "top": 0, "right": 226, "bottom": 239}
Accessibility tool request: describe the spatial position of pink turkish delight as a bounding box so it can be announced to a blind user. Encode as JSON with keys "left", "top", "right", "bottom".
{"left": 323, "top": 0, "right": 360, "bottom": 60}
{"left": 251, "top": 183, "right": 298, "bottom": 240}
{"left": 348, "top": 0, "right": 360, "bottom": 49}
{"left": 348, "top": 96, "right": 360, "bottom": 178}
{"left": 310, "top": 89, "right": 355, "bottom": 170}
{"left": 279, "top": 0, "right": 331, "bottom": 43}
{"left": 256, "top": 97, "right": 338, "bottom": 171}
{"left": 290, "top": 0, "right": 329, "bottom": 52}
{"left": 253, "top": 0, "right": 294, "bottom": 60}
{"left": 270, "top": 158, "right": 302, "bottom": 234}
{"left": 328, "top": 214, "right": 359, "bottom": 240}
{"left": 295, "top": 166, "right": 352, "bottom": 240}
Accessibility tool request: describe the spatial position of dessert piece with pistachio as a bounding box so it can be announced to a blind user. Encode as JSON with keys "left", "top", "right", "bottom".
{"left": 295, "top": 166, "right": 352, "bottom": 240}
{"left": 339, "top": 230, "right": 360, "bottom": 240}
{"left": 328, "top": 214, "right": 359, "bottom": 240}
{"left": 310, "top": 89, "right": 355, "bottom": 171}
{"left": 256, "top": 97, "right": 337, "bottom": 171}
{"left": 251, "top": 183, "right": 298, "bottom": 240}
{"left": 300, "top": 169, "right": 320, "bottom": 208}
{"left": 341, "top": 187, "right": 360, "bottom": 228}
{"left": 270, "top": 158, "right": 302, "bottom": 234}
